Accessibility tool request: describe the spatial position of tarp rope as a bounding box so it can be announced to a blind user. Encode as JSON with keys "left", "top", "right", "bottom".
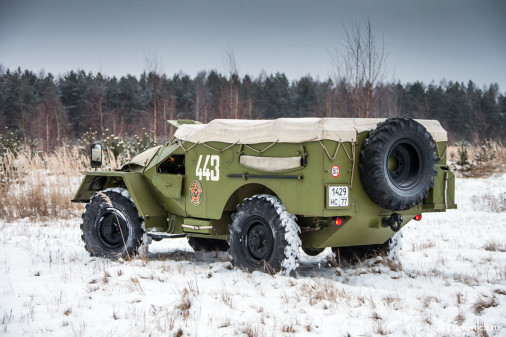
{"left": 178, "top": 140, "right": 239, "bottom": 153}
{"left": 319, "top": 140, "right": 356, "bottom": 189}
{"left": 435, "top": 143, "right": 447, "bottom": 160}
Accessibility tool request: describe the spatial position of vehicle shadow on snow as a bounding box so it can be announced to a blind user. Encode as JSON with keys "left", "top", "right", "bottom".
{"left": 145, "top": 247, "right": 373, "bottom": 279}
{"left": 146, "top": 248, "right": 230, "bottom": 265}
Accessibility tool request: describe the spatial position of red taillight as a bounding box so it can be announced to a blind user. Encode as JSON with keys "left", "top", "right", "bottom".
{"left": 334, "top": 217, "right": 343, "bottom": 226}
{"left": 414, "top": 214, "right": 422, "bottom": 221}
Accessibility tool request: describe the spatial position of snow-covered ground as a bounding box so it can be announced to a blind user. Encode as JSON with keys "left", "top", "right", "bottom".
{"left": 1, "top": 175, "right": 505, "bottom": 336}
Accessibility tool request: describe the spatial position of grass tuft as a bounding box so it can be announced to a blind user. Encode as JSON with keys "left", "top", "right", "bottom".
{"left": 472, "top": 294, "right": 498, "bottom": 315}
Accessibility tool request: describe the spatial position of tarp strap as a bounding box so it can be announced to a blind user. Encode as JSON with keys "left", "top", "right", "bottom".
{"left": 201, "top": 141, "right": 239, "bottom": 153}
{"left": 243, "top": 140, "right": 279, "bottom": 154}
{"left": 319, "top": 140, "right": 356, "bottom": 189}
{"left": 350, "top": 142, "right": 356, "bottom": 189}
{"left": 178, "top": 141, "right": 198, "bottom": 152}
{"left": 319, "top": 140, "right": 353, "bottom": 161}
{"left": 435, "top": 143, "right": 447, "bottom": 160}
{"left": 178, "top": 140, "right": 239, "bottom": 153}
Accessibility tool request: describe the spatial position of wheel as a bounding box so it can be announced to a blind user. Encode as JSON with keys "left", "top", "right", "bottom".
{"left": 188, "top": 237, "right": 229, "bottom": 252}
{"left": 332, "top": 231, "right": 403, "bottom": 264}
{"left": 81, "top": 188, "right": 145, "bottom": 259}
{"left": 228, "top": 195, "right": 301, "bottom": 274}
{"left": 302, "top": 247, "right": 325, "bottom": 256}
{"left": 359, "top": 118, "right": 438, "bottom": 211}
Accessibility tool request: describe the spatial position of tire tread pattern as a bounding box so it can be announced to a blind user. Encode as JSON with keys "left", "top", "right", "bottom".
{"left": 359, "top": 118, "right": 438, "bottom": 211}
{"left": 80, "top": 188, "right": 145, "bottom": 259}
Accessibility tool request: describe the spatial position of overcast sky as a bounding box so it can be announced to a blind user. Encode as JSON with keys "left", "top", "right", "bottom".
{"left": 1, "top": 0, "right": 505, "bottom": 89}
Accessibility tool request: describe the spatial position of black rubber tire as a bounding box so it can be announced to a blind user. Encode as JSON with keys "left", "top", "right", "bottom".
{"left": 359, "top": 118, "right": 438, "bottom": 211}
{"left": 188, "top": 237, "right": 229, "bottom": 252}
{"left": 81, "top": 188, "right": 145, "bottom": 259}
{"left": 228, "top": 195, "right": 298, "bottom": 273}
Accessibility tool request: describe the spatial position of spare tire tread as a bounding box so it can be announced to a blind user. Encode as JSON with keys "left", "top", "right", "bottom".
{"left": 359, "top": 118, "right": 438, "bottom": 211}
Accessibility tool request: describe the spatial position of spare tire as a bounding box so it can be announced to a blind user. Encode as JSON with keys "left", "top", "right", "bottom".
{"left": 359, "top": 118, "right": 438, "bottom": 211}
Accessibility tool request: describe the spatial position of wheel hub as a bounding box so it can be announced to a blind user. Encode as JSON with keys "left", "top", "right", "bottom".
{"left": 387, "top": 140, "right": 422, "bottom": 190}
{"left": 242, "top": 217, "right": 274, "bottom": 265}
{"left": 95, "top": 208, "right": 129, "bottom": 250}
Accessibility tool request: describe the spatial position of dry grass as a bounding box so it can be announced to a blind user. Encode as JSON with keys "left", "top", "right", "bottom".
{"left": 220, "top": 287, "right": 234, "bottom": 308}
{"left": 483, "top": 240, "right": 506, "bottom": 252}
{"left": 0, "top": 145, "right": 122, "bottom": 222}
{"left": 300, "top": 280, "right": 349, "bottom": 306}
{"left": 241, "top": 323, "right": 262, "bottom": 337}
{"left": 373, "top": 322, "right": 391, "bottom": 335}
{"left": 282, "top": 324, "right": 296, "bottom": 333}
{"left": 175, "top": 288, "right": 192, "bottom": 319}
{"left": 448, "top": 141, "right": 506, "bottom": 177}
{"left": 472, "top": 193, "right": 506, "bottom": 213}
{"left": 472, "top": 294, "right": 498, "bottom": 315}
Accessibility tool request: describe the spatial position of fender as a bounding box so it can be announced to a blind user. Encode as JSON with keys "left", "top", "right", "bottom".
{"left": 72, "top": 171, "right": 167, "bottom": 230}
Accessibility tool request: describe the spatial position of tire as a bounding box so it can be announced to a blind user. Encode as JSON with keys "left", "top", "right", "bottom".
{"left": 81, "top": 188, "right": 145, "bottom": 259}
{"left": 332, "top": 231, "right": 403, "bottom": 264}
{"left": 228, "top": 195, "right": 301, "bottom": 274}
{"left": 188, "top": 237, "right": 229, "bottom": 252}
{"left": 359, "top": 118, "right": 438, "bottom": 211}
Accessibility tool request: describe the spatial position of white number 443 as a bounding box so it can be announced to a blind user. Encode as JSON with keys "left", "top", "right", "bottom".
{"left": 196, "top": 155, "right": 220, "bottom": 181}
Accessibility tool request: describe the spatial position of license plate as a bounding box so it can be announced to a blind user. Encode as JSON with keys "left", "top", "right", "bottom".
{"left": 328, "top": 186, "right": 349, "bottom": 207}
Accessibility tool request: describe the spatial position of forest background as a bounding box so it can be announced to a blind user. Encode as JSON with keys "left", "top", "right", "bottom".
{"left": 0, "top": 63, "right": 505, "bottom": 154}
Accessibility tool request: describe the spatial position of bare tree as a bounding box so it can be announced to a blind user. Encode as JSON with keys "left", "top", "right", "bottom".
{"left": 331, "top": 18, "right": 387, "bottom": 118}
{"left": 144, "top": 51, "right": 163, "bottom": 141}
{"left": 224, "top": 47, "right": 239, "bottom": 118}
{"left": 194, "top": 71, "right": 207, "bottom": 123}
{"left": 88, "top": 73, "right": 106, "bottom": 134}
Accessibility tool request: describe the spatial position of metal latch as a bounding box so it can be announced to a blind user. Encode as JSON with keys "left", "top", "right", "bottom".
{"left": 181, "top": 225, "right": 213, "bottom": 230}
{"left": 443, "top": 171, "right": 449, "bottom": 208}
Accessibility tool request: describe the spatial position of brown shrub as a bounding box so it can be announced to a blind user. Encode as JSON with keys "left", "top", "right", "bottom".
{"left": 0, "top": 145, "right": 121, "bottom": 222}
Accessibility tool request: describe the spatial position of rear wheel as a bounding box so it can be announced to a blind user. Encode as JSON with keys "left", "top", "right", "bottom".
{"left": 228, "top": 195, "right": 300, "bottom": 274}
{"left": 81, "top": 188, "right": 145, "bottom": 259}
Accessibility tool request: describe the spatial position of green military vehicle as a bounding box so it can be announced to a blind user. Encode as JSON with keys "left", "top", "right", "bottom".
{"left": 73, "top": 117, "right": 456, "bottom": 273}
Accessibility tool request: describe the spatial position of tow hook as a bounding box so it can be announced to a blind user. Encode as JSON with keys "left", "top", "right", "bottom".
{"left": 383, "top": 213, "right": 403, "bottom": 232}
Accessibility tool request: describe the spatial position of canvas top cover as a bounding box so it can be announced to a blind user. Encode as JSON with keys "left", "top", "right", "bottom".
{"left": 174, "top": 118, "right": 447, "bottom": 144}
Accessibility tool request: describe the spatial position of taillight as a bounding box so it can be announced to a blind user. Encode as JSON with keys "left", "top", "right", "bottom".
{"left": 333, "top": 217, "right": 343, "bottom": 226}
{"left": 414, "top": 214, "right": 422, "bottom": 221}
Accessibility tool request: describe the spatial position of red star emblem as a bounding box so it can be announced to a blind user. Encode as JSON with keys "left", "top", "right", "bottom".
{"left": 190, "top": 180, "right": 203, "bottom": 206}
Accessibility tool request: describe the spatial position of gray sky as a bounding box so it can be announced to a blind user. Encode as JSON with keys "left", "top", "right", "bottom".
{"left": 1, "top": 0, "right": 505, "bottom": 89}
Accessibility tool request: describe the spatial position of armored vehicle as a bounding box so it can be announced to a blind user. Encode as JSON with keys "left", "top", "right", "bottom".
{"left": 73, "top": 118, "right": 456, "bottom": 273}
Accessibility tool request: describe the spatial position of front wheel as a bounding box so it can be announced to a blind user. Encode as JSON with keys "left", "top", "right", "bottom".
{"left": 81, "top": 188, "right": 146, "bottom": 259}
{"left": 228, "top": 195, "right": 301, "bottom": 274}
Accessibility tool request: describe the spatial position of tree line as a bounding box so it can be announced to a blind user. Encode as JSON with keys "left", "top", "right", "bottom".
{"left": 0, "top": 65, "right": 505, "bottom": 152}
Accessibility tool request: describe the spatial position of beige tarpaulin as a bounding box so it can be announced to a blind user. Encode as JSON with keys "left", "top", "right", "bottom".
{"left": 174, "top": 118, "right": 447, "bottom": 144}
{"left": 239, "top": 155, "right": 302, "bottom": 172}
{"left": 128, "top": 145, "right": 162, "bottom": 167}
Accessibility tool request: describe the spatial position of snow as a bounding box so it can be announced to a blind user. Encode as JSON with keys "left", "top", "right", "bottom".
{"left": 387, "top": 231, "right": 403, "bottom": 261}
{"left": 1, "top": 175, "right": 505, "bottom": 336}
{"left": 258, "top": 194, "right": 302, "bottom": 275}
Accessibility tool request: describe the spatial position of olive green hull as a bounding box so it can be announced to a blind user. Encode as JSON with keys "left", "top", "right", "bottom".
{"left": 73, "top": 130, "right": 456, "bottom": 249}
